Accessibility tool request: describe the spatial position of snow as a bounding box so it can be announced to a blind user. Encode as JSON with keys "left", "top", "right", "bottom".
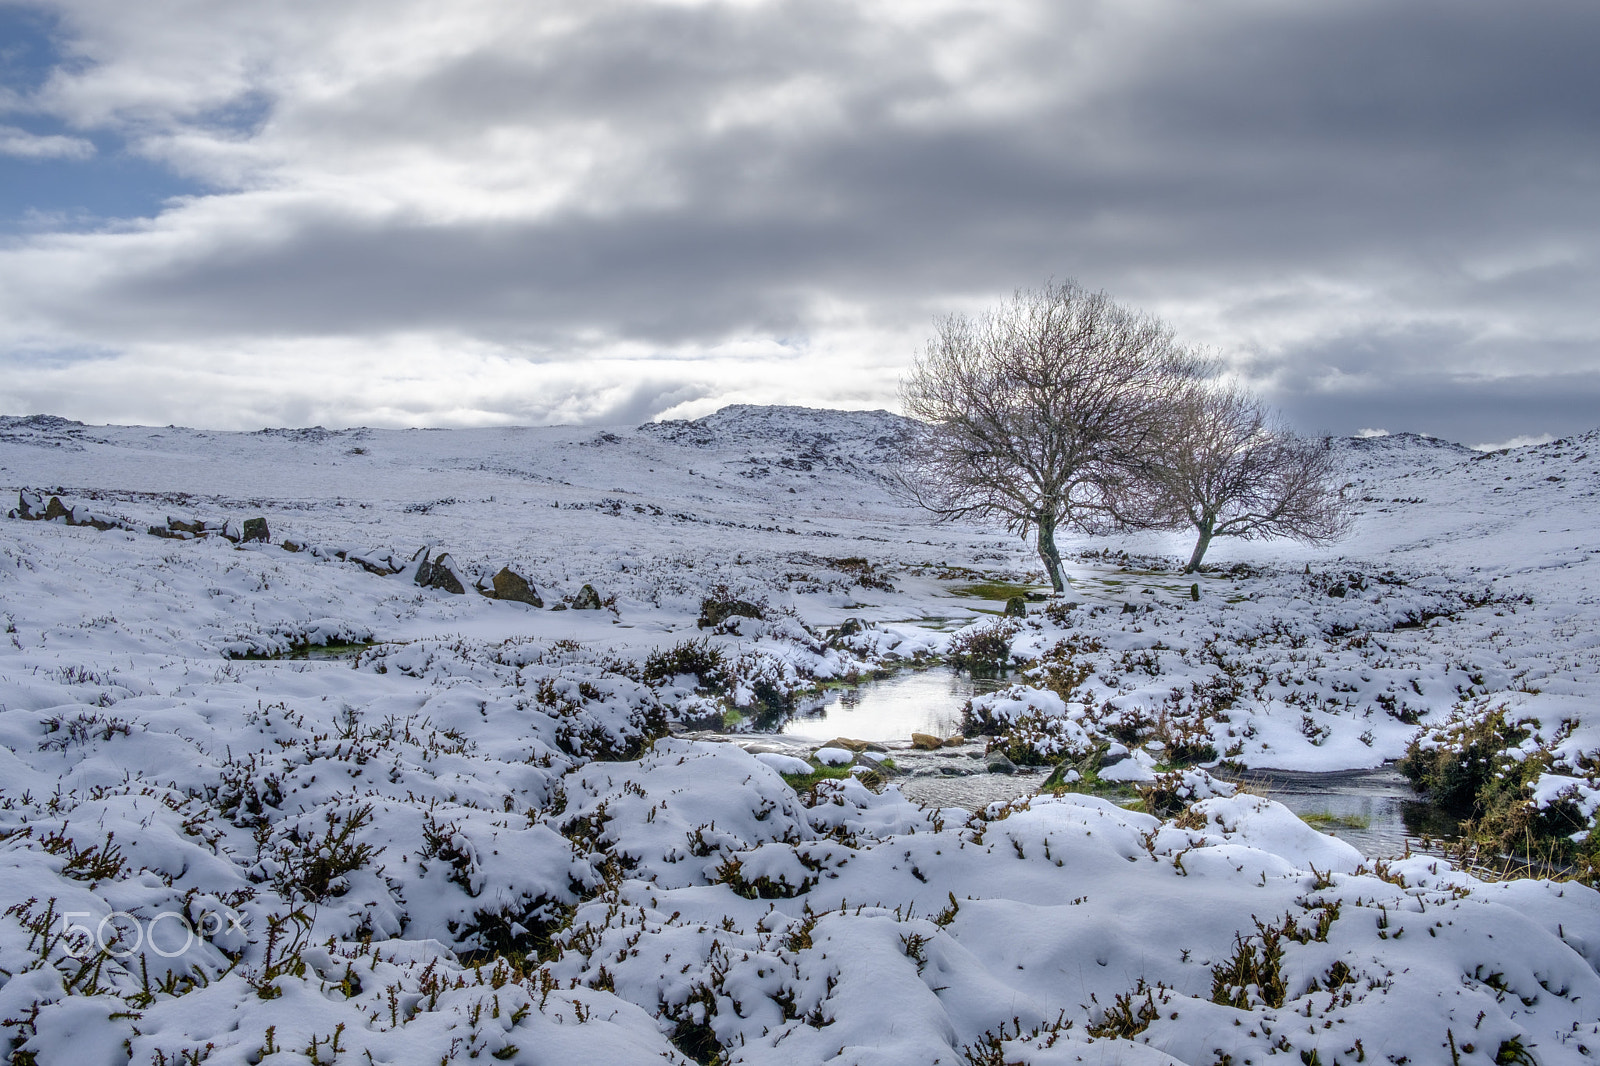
{"left": 1, "top": 407, "right": 1599, "bottom": 1063}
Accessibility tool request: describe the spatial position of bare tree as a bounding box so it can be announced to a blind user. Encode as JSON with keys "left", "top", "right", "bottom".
{"left": 1137, "top": 385, "right": 1350, "bottom": 572}
{"left": 897, "top": 280, "right": 1195, "bottom": 592}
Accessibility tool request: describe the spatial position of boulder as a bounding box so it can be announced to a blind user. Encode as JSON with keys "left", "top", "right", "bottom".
{"left": 1004, "top": 595, "right": 1028, "bottom": 617}
{"left": 572, "top": 583, "right": 604, "bottom": 610}
{"left": 241, "top": 517, "right": 269, "bottom": 543}
{"left": 43, "top": 496, "right": 69, "bottom": 522}
{"left": 697, "top": 595, "right": 764, "bottom": 628}
{"left": 910, "top": 732, "right": 944, "bottom": 751}
{"left": 167, "top": 515, "right": 205, "bottom": 535}
{"left": 943, "top": 735, "right": 966, "bottom": 747}
{"left": 400, "top": 546, "right": 433, "bottom": 583}
{"left": 488, "top": 566, "right": 543, "bottom": 607}
{"left": 17, "top": 491, "right": 44, "bottom": 519}
{"left": 985, "top": 750, "right": 1018, "bottom": 775}
{"left": 350, "top": 548, "right": 405, "bottom": 576}
{"left": 421, "top": 552, "right": 467, "bottom": 594}
{"left": 281, "top": 537, "right": 307, "bottom": 553}
{"left": 824, "top": 617, "right": 868, "bottom": 645}
{"left": 814, "top": 747, "right": 855, "bottom": 767}
{"left": 854, "top": 750, "right": 896, "bottom": 774}
{"left": 68, "top": 505, "right": 119, "bottom": 531}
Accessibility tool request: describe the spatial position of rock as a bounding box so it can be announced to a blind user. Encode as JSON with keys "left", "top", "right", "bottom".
{"left": 167, "top": 515, "right": 205, "bottom": 535}
{"left": 241, "top": 517, "right": 269, "bottom": 543}
{"left": 347, "top": 548, "right": 402, "bottom": 575}
{"left": 281, "top": 537, "right": 307, "bottom": 552}
{"left": 985, "top": 750, "right": 1018, "bottom": 775}
{"left": 943, "top": 735, "right": 965, "bottom": 747}
{"left": 822, "top": 737, "right": 886, "bottom": 753}
{"left": 571, "top": 584, "right": 603, "bottom": 610}
{"left": 1042, "top": 762, "right": 1082, "bottom": 789}
{"left": 1190, "top": 583, "right": 1200, "bottom": 601}
{"left": 488, "top": 566, "right": 543, "bottom": 607}
{"left": 421, "top": 552, "right": 467, "bottom": 594}
{"left": 68, "top": 506, "right": 119, "bottom": 531}
{"left": 44, "top": 496, "right": 70, "bottom": 522}
{"left": 1097, "top": 742, "right": 1131, "bottom": 770}
{"left": 1004, "top": 595, "right": 1027, "bottom": 617}
{"left": 1120, "top": 602, "right": 1139, "bottom": 615}
{"left": 825, "top": 617, "right": 867, "bottom": 645}
{"left": 697, "top": 595, "right": 764, "bottom": 628}
{"left": 910, "top": 732, "right": 944, "bottom": 751}
{"left": 814, "top": 747, "right": 854, "bottom": 767}
{"left": 17, "top": 491, "right": 44, "bottom": 519}
{"left": 403, "top": 546, "right": 434, "bottom": 584}
{"left": 754, "top": 752, "right": 815, "bottom": 775}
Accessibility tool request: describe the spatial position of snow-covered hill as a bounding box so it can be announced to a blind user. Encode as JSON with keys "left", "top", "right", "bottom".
{"left": 2, "top": 409, "right": 1598, "bottom": 1065}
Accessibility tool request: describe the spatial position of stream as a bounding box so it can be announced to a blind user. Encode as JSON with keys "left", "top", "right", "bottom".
{"left": 703, "top": 668, "right": 1461, "bottom": 861}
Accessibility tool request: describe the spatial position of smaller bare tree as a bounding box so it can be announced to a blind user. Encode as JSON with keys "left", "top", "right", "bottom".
{"left": 1136, "top": 385, "right": 1350, "bottom": 572}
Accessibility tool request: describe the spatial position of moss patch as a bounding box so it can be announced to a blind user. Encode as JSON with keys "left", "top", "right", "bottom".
{"left": 949, "top": 581, "right": 1037, "bottom": 602}
{"left": 1300, "top": 811, "right": 1372, "bottom": 831}
{"left": 779, "top": 763, "right": 854, "bottom": 793}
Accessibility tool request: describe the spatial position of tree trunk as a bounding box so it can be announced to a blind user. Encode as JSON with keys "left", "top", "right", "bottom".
{"left": 1185, "top": 517, "right": 1214, "bottom": 573}
{"left": 1036, "top": 510, "right": 1066, "bottom": 592}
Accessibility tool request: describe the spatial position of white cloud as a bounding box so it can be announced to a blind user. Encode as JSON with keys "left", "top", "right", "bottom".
{"left": 1471, "top": 433, "right": 1555, "bottom": 453}
{"left": 1, "top": 0, "right": 1598, "bottom": 441}
{"left": 0, "top": 125, "right": 96, "bottom": 160}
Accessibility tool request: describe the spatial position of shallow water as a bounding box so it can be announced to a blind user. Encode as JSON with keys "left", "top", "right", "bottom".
{"left": 769, "top": 668, "right": 1460, "bottom": 859}
{"left": 1219, "top": 766, "right": 1460, "bottom": 859}
{"left": 779, "top": 669, "right": 1006, "bottom": 743}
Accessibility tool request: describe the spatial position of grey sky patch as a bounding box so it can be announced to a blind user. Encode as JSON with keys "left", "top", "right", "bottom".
{"left": 0, "top": 0, "right": 1596, "bottom": 438}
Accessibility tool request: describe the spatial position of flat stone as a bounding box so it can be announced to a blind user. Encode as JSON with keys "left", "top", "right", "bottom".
{"left": 910, "top": 732, "right": 944, "bottom": 750}
{"left": 823, "top": 737, "right": 887, "bottom": 753}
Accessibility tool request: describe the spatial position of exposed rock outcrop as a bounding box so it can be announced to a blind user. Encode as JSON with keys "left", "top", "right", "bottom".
{"left": 479, "top": 566, "right": 543, "bottom": 607}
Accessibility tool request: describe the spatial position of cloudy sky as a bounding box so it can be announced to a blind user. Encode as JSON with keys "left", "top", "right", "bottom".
{"left": 1, "top": 0, "right": 1596, "bottom": 445}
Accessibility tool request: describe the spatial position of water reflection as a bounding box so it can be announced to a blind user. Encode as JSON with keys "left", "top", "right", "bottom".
{"left": 781, "top": 670, "right": 1006, "bottom": 742}
{"left": 1217, "top": 766, "right": 1461, "bottom": 859}
{"left": 778, "top": 668, "right": 1460, "bottom": 860}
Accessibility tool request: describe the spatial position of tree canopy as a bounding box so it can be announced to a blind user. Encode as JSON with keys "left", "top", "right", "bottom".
{"left": 899, "top": 281, "right": 1349, "bottom": 587}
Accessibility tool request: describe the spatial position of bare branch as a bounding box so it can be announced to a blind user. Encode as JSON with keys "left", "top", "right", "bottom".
{"left": 1140, "top": 384, "right": 1352, "bottom": 571}
{"left": 897, "top": 280, "right": 1195, "bottom": 591}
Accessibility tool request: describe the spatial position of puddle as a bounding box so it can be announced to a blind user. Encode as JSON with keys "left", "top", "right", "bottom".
{"left": 780, "top": 670, "right": 1006, "bottom": 743}
{"left": 753, "top": 668, "right": 1461, "bottom": 859}
{"left": 1221, "top": 765, "right": 1462, "bottom": 859}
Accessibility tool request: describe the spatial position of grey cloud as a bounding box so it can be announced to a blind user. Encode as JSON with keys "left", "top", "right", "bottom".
{"left": 1273, "top": 368, "right": 1600, "bottom": 446}
{"left": 3, "top": 0, "right": 1598, "bottom": 437}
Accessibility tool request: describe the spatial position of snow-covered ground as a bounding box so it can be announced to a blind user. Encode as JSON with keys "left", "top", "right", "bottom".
{"left": 1, "top": 408, "right": 1597, "bottom": 1064}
